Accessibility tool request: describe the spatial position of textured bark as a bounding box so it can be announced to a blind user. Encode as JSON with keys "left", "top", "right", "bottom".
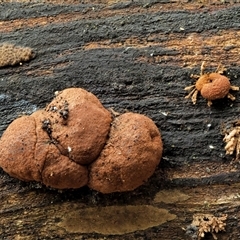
{"left": 1, "top": 1, "right": 240, "bottom": 239}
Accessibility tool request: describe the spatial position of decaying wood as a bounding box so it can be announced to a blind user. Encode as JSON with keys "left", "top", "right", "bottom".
{"left": 1, "top": 1, "right": 240, "bottom": 239}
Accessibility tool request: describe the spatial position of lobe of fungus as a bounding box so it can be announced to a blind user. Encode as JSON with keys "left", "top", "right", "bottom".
{"left": 88, "top": 112, "right": 163, "bottom": 193}
{"left": 0, "top": 115, "right": 41, "bottom": 182}
{"left": 41, "top": 144, "right": 89, "bottom": 189}
{"left": 44, "top": 88, "right": 112, "bottom": 165}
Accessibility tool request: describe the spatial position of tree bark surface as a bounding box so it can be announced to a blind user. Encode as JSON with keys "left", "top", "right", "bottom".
{"left": 1, "top": 1, "right": 240, "bottom": 239}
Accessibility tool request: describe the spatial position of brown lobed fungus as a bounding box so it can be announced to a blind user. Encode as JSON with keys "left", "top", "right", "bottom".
{"left": 0, "top": 43, "right": 35, "bottom": 67}
{"left": 185, "top": 61, "right": 239, "bottom": 106}
{"left": 0, "top": 88, "right": 111, "bottom": 189}
{"left": 88, "top": 112, "right": 163, "bottom": 193}
{"left": 0, "top": 88, "right": 163, "bottom": 192}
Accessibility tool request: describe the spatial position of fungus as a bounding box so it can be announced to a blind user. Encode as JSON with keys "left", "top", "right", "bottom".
{"left": 222, "top": 120, "right": 240, "bottom": 160}
{"left": 88, "top": 112, "right": 163, "bottom": 193}
{"left": 43, "top": 88, "right": 112, "bottom": 165}
{"left": 186, "top": 213, "right": 227, "bottom": 240}
{"left": 185, "top": 62, "right": 239, "bottom": 106}
{"left": 0, "top": 88, "right": 112, "bottom": 189}
{"left": 0, "top": 43, "right": 35, "bottom": 67}
{"left": 0, "top": 88, "right": 163, "bottom": 192}
{"left": 58, "top": 205, "right": 176, "bottom": 235}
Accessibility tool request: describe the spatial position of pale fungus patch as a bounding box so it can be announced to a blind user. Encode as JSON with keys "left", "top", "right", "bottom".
{"left": 223, "top": 120, "right": 240, "bottom": 160}
{"left": 185, "top": 61, "right": 239, "bottom": 106}
{"left": 58, "top": 205, "right": 176, "bottom": 235}
{"left": 154, "top": 189, "right": 190, "bottom": 204}
{"left": 0, "top": 43, "right": 35, "bottom": 67}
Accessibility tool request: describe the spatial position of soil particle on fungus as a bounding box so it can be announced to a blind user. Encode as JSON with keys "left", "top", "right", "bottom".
{"left": 41, "top": 118, "right": 53, "bottom": 136}
{"left": 0, "top": 43, "right": 35, "bottom": 67}
{"left": 88, "top": 112, "right": 163, "bottom": 194}
{"left": 58, "top": 101, "right": 69, "bottom": 120}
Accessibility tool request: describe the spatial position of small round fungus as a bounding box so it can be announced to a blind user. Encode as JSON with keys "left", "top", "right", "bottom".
{"left": 200, "top": 73, "right": 230, "bottom": 100}
{"left": 0, "top": 88, "right": 163, "bottom": 192}
{"left": 185, "top": 62, "right": 239, "bottom": 106}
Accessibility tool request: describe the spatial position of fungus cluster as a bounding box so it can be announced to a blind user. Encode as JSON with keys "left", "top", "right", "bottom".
{"left": 0, "top": 43, "right": 34, "bottom": 67}
{"left": 223, "top": 120, "right": 240, "bottom": 160}
{"left": 0, "top": 88, "right": 163, "bottom": 193}
{"left": 186, "top": 213, "right": 227, "bottom": 240}
{"left": 185, "top": 62, "right": 239, "bottom": 106}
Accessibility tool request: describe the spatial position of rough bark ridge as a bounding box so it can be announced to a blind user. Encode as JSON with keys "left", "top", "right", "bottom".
{"left": 1, "top": 1, "right": 240, "bottom": 239}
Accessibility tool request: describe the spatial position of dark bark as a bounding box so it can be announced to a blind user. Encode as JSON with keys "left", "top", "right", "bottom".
{"left": 1, "top": 1, "right": 240, "bottom": 239}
